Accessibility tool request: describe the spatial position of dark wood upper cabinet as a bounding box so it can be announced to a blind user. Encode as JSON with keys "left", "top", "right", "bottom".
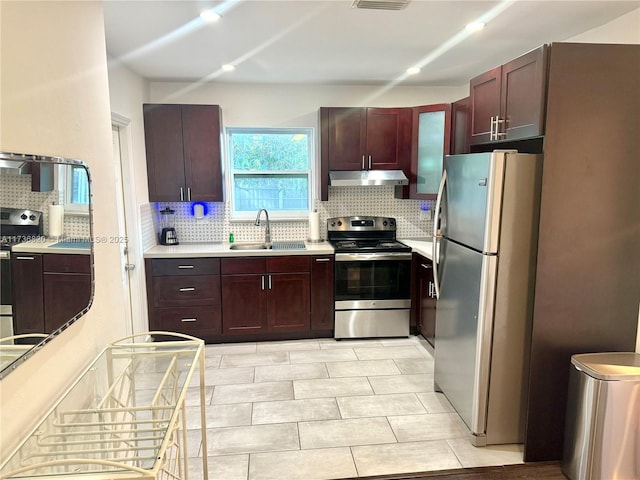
{"left": 319, "top": 106, "right": 411, "bottom": 200}
{"left": 451, "top": 96, "right": 471, "bottom": 154}
{"left": 406, "top": 104, "right": 451, "bottom": 200}
{"left": 143, "top": 104, "right": 223, "bottom": 202}
{"left": 470, "top": 45, "right": 548, "bottom": 145}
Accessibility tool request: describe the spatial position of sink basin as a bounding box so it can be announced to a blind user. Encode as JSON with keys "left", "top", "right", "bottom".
{"left": 229, "top": 242, "right": 271, "bottom": 250}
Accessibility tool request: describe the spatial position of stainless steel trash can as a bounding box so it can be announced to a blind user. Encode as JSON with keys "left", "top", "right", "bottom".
{"left": 562, "top": 352, "right": 640, "bottom": 480}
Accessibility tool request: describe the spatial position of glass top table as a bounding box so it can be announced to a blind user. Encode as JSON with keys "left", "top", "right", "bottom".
{"left": 0, "top": 332, "right": 208, "bottom": 479}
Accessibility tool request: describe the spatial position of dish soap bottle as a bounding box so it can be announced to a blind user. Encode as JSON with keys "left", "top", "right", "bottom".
{"left": 229, "top": 232, "right": 234, "bottom": 243}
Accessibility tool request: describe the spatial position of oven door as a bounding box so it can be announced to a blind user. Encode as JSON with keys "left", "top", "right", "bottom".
{"left": 334, "top": 252, "right": 412, "bottom": 308}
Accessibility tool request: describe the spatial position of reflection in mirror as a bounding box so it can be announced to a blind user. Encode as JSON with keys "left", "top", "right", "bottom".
{"left": 0, "top": 152, "right": 94, "bottom": 378}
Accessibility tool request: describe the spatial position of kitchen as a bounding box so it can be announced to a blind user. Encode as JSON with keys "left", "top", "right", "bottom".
{"left": 1, "top": 1, "right": 639, "bottom": 480}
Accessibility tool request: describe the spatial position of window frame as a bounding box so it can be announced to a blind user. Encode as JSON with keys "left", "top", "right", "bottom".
{"left": 225, "top": 126, "right": 314, "bottom": 221}
{"left": 62, "top": 164, "right": 90, "bottom": 216}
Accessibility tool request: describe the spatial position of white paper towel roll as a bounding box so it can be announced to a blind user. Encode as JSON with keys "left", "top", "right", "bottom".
{"left": 308, "top": 210, "right": 320, "bottom": 241}
{"left": 48, "top": 204, "right": 64, "bottom": 238}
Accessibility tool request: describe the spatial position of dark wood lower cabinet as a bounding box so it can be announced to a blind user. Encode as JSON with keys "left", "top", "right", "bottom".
{"left": 11, "top": 253, "right": 44, "bottom": 335}
{"left": 310, "top": 256, "right": 334, "bottom": 332}
{"left": 413, "top": 254, "right": 436, "bottom": 346}
{"left": 146, "top": 254, "right": 333, "bottom": 342}
{"left": 145, "top": 258, "right": 222, "bottom": 337}
{"left": 12, "top": 253, "right": 91, "bottom": 335}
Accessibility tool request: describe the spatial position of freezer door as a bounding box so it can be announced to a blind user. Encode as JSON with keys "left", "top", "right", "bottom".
{"left": 434, "top": 238, "right": 496, "bottom": 441}
{"left": 443, "top": 152, "right": 505, "bottom": 253}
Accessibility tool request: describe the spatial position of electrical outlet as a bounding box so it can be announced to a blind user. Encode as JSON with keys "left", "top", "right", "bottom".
{"left": 419, "top": 206, "right": 431, "bottom": 220}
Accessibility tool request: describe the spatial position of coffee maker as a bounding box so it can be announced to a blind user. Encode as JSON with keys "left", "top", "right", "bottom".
{"left": 159, "top": 207, "right": 179, "bottom": 245}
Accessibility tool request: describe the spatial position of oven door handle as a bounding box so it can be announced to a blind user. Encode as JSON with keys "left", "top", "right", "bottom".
{"left": 335, "top": 252, "right": 412, "bottom": 262}
{"left": 432, "top": 169, "right": 447, "bottom": 299}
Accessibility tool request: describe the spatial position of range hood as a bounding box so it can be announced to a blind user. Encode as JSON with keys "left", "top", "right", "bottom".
{"left": 0, "top": 159, "right": 31, "bottom": 175}
{"left": 329, "top": 170, "right": 409, "bottom": 187}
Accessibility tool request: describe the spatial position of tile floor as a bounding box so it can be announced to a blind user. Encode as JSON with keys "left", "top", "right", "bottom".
{"left": 183, "top": 335, "right": 523, "bottom": 480}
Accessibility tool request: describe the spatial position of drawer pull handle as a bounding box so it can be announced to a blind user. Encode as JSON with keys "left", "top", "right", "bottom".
{"left": 179, "top": 287, "right": 196, "bottom": 292}
{"left": 420, "top": 263, "right": 432, "bottom": 270}
{"left": 181, "top": 318, "right": 197, "bottom": 322}
{"left": 315, "top": 258, "right": 331, "bottom": 262}
{"left": 16, "top": 256, "right": 35, "bottom": 260}
{"left": 177, "top": 265, "right": 194, "bottom": 269}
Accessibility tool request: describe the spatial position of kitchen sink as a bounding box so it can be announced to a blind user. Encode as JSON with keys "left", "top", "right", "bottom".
{"left": 229, "top": 242, "right": 270, "bottom": 250}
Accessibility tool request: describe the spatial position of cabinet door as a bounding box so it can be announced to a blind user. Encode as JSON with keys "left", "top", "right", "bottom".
{"left": 143, "top": 104, "right": 186, "bottom": 202}
{"left": 451, "top": 96, "right": 470, "bottom": 154}
{"left": 43, "top": 273, "right": 91, "bottom": 333}
{"left": 469, "top": 66, "right": 501, "bottom": 145}
{"left": 366, "top": 107, "right": 412, "bottom": 170}
{"left": 11, "top": 254, "right": 44, "bottom": 335}
{"left": 221, "top": 274, "right": 267, "bottom": 334}
{"left": 310, "top": 256, "right": 334, "bottom": 331}
{"left": 267, "top": 273, "right": 310, "bottom": 333}
{"left": 326, "top": 107, "right": 367, "bottom": 171}
{"left": 182, "top": 104, "right": 223, "bottom": 202}
{"left": 500, "top": 45, "right": 547, "bottom": 140}
{"left": 417, "top": 259, "right": 436, "bottom": 346}
{"left": 408, "top": 104, "right": 451, "bottom": 199}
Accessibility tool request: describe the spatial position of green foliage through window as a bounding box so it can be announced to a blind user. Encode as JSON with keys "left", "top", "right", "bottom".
{"left": 227, "top": 128, "right": 312, "bottom": 217}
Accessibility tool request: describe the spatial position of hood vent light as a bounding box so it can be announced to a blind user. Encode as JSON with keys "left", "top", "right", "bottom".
{"left": 351, "top": 0, "right": 410, "bottom": 10}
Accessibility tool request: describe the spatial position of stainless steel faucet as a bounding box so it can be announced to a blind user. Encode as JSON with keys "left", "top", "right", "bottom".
{"left": 255, "top": 209, "right": 271, "bottom": 244}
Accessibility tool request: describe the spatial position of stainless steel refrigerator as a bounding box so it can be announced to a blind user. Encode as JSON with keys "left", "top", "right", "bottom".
{"left": 432, "top": 150, "right": 542, "bottom": 446}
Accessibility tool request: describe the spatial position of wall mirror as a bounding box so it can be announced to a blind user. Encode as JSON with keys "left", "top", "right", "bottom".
{"left": 0, "top": 152, "right": 94, "bottom": 378}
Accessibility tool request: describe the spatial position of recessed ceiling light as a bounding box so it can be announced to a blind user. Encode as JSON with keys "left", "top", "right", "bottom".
{"left": 465, "top": 21, "right": 486, "bottom": 32}
{"left": 199, "top": 10, "right": 221, "bottom": 22}
{"left": 221, "top": 64, "right": 235, "bottom": 72}
{"left": 406, "top": 67, "right": 421, "bottom": 75}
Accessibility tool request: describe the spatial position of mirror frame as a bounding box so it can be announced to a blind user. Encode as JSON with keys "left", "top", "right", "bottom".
{"left": 0, "top": 152, "right": 94, "bottom": 379}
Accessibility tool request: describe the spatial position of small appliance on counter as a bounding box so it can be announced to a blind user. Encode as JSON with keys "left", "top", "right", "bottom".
{"left": 158, "top": 207, "right": 178, "bottom": 245}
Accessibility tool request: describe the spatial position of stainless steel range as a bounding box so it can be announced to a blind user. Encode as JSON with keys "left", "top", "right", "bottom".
{"left": 0, "top": 207, "right": 44, "bottom": 340}
{"left": 327, "top": 216, "right": 412, "bottom": 339}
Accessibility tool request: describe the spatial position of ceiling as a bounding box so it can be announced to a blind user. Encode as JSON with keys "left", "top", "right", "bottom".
{"left": 103, "top": 0, "right": 639, "bottom": 86}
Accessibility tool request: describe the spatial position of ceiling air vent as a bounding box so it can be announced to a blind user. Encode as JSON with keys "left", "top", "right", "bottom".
{"left": 351, "top": 0, "right": 410, "bottom": 10}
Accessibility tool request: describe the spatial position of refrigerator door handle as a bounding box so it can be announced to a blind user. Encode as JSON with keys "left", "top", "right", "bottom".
{"left": 432, "top": 169, "right": 447, "bottom": 299}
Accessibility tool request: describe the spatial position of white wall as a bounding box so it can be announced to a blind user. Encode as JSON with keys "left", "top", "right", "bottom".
{"left": 0, "top": 1, "right": 129, "bottom": 458}
{"left": 566, "top": 8, "right": 640, "bottom": 44}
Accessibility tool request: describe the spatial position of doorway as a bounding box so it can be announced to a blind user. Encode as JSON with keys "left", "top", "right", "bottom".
{"left": 111, "top": 114, "right": 146, "bottom": 336}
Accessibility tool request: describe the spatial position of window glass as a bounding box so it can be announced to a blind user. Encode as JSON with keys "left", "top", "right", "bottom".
{"left": 227, "top": 128, "right": 313, "bottom": 219}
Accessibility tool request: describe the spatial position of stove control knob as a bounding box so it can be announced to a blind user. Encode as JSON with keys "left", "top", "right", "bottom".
{"left": 29, "top": 215, "right": 36, "bottom": 221}
{"left": 337, "top": 221, "right": 342, "bottom": 227}
{"left": 383, "top": 221, "right": 388, "bottom": 226}
{"left": 389, "top": 219, "right": 395, "bottom": 226}
{"left": 330, "top": 221, "right": 335, "bottom": 227}
{"left": 20, "top": 214, "right": 27, "bottom": 220}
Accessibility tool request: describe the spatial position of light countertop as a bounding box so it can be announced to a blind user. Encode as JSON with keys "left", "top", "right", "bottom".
{"left": 400, "top": 238, "right": 435, "bottom": 261}
{"left": 144, "top": 240, "right": 334, "bottom": 258}
{"left": 11, "top": 238, "right": 90, "bottom": 255}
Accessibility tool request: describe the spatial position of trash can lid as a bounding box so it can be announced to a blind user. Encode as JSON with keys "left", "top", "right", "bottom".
{"left": 571, "top": 352, "right": 640, "bottom": 381}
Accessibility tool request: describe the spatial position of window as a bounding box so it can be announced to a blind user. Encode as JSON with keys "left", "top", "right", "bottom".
{"left": 226, "top": 127, "right": 313, "bottom": 220}
{"left": 63, "top": 164, "right": 90, "bottom": 214}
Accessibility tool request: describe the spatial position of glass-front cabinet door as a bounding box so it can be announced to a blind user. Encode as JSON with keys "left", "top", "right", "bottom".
{"left": 408, "top": 104, "right": 451, "bottom": 199}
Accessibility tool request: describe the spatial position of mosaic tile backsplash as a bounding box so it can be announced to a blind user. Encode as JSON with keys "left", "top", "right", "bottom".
{"left": 143, "top": 186, "right": 435, "bottom": 246}
{"left": 0, "top": 173, "right": 90, "bottom": 239}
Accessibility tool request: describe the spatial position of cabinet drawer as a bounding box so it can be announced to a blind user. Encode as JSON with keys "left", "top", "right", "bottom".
{"left": 156, "top": 306, "right": 221, "bottom": 334}
{"left": 152, "top": 275, "right": 220, "bottom": 307}
{"left": 43, "top": 254, "right": 91, "bottom": 273}
{"left": 267, "top": 256, "right": 310, "bottom": 273}
{"left": 151, "top": 258, "right": 219, "bottom": 276}
{"left": 221, "top": 257, "right": 266, "bottom": 275}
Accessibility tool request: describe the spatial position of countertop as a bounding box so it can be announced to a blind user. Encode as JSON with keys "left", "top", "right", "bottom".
{"left": 144, "top": 238, "right": 435, "bottom": 260}
{"left": 11, "top": 238, "right": 91, "bottom": 255}
{"left": 400, "top": 238, "right": 434, "bottom": 261}
{"left": 144, "top": 240, "right": 334, "bottom": 258}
